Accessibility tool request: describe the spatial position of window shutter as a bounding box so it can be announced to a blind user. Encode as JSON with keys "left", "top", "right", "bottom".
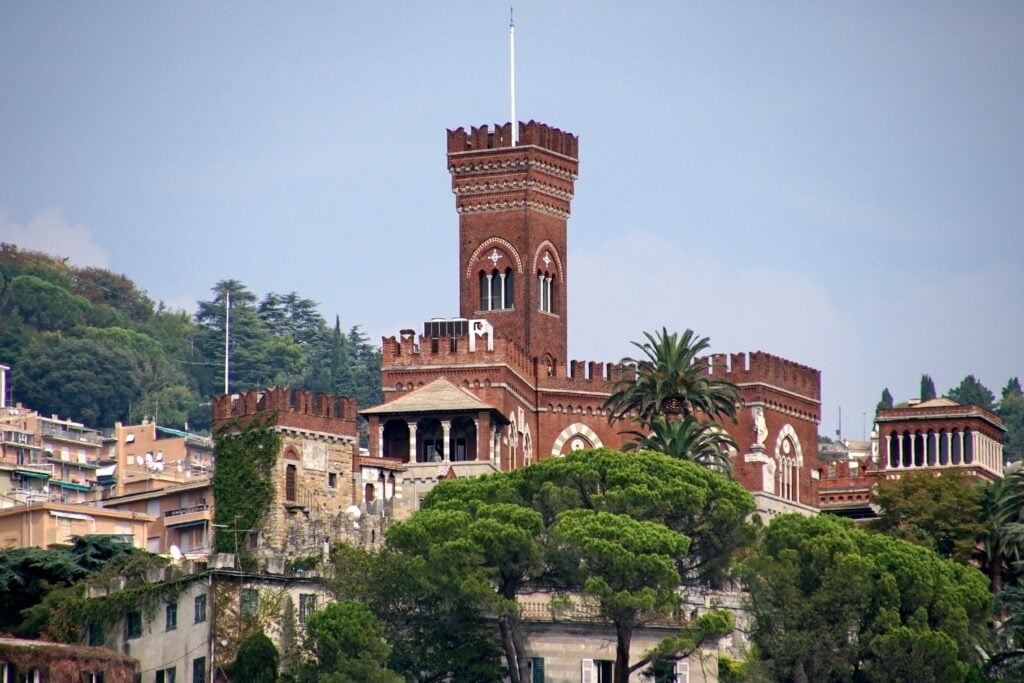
{"left": 581, "top": 659, "right": 595, "bottom": 683}
{"left": 531, "top": 657, "right": 545, "bottom": 683}
{"left": 675, "top": 658, "right": 690, "bottom": 683}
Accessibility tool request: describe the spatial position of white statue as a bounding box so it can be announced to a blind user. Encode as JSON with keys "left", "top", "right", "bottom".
{"left": 753, "top": 406, "right": 768, "bottom": 448}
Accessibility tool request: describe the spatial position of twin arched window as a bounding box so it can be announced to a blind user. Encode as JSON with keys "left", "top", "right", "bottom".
{"left": 538, "top": 270, "right": 556, "bottom": 313}
{"left": 480, "top": 268, "right": 514, "bottom": 311}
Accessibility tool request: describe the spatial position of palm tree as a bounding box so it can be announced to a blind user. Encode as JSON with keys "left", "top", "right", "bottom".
{"left": 621, "top": 416, "right": 736, "bottom": 475}
{"left": 604, "top": 328, "right": 739, "bottom": 427}
{"left": 979, "top": 463, "right": 1024, "bottom": 593}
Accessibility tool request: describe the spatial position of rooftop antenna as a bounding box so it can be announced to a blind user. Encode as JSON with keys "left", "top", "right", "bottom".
{"left": 510, "top": 7, "right": 517, "bottom": 145}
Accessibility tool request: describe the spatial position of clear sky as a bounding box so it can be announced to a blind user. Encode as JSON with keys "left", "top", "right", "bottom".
{"left": 2, "top": 2, "right": 1021, "bottom": 439}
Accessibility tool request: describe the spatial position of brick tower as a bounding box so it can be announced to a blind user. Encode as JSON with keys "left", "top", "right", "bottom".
{"left": 448, "top": 121, "right": 579, "bottom": 364}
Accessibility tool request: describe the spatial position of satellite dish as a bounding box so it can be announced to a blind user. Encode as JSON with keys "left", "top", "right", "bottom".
{"left": 145, "top": 453, "right": 153, "bottom": 464}
{"left": 156, "top": 462, "right": 165, "bottom": 472}
{"left": 345, "top": 505, "right": 362, "bottom": 520}
{"left": 169, "top": 545, "right": 182, "bottom": 561}
{"left": 176, "top": 461, "right": 184, "bottom": 472}
{"left": 135, "top": 455, "right": 145, "bottom": 466}
{"left": 156, "top": 452, "right": 164, "bottom": 462}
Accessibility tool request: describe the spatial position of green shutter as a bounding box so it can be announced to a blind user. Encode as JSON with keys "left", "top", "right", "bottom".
{"left": 531, "top": 657, "right": 545, "bottom": 683}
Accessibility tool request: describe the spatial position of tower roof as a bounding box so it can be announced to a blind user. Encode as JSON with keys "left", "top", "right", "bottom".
{"left": 361, "top": 378, "right": 508, "bottom": 423}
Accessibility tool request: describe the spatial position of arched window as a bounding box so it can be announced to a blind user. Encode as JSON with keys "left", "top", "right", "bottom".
{"left": 537, "top": 270, "right": 555, "bottom": 313}
{"left": 285, "top": 464, "right": 297, "bottom": 502}
{"left": 479, "top": 268, "right": 514, "bottom": 311}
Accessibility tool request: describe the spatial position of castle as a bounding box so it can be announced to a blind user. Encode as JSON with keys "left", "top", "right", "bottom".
{"left": 360, "top": 120, "right": 824, "bottom": 517}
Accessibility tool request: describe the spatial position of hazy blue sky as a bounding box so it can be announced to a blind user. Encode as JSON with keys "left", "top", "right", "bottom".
{"left": 2, "top": 2, "right": 1021, "bottom": 439}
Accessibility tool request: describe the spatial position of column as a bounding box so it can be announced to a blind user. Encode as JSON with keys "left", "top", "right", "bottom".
{"left": 485, "top": 274, "right": 493, "bottom": 310}
{"left": 897, "top": 436, "right": 904, "bottom": 468}
{"left": 407, "top": 421, "right": 418, "bottom": 463}
{"left": 498, "top": 273, "right": 506, "bottom": 309}
{"left": 537, "top": 274, "right": 544, "bottom": 309}
{"left": 886, "top": 434, "right": 894, "bottom": 468}
{"left": 958, "top": 430, "right": 965, "bottom": 464}
{"left": 441, "top": 420, "right": 451, "bottom": 462}
{"left": 377, "top": 422, "right": 385, "bottom": 459}
{"left": 945, "top": 431, "right": 953, "bottom": 466}
{"left": 473, "top": 416, "right": 483, "bottom": 460}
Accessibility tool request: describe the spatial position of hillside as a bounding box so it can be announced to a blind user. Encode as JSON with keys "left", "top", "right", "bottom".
{"left": 0, "top": 243, "right": 382, "bottom": 433}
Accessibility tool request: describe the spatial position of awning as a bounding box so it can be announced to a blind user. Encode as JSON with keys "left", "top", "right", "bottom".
{"left": 16, "top": 469, "right": 51, "bottom": 480}
{"left": 165, "top": 519, "right": 207, "bottom": 529}
{"left": 50, "top": 480, "right": 92, "bottom": 491}
{"left": 49, "top": 510, "right": 94, "bottom": 522}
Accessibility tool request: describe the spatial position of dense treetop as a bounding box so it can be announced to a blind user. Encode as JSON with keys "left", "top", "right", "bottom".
{"left": 0, "top": 244, "right": 382, "bottom": 433}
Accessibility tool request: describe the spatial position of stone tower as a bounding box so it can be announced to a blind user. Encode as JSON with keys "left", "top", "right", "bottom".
{"left": 448, "top": 121, "right": 579, "bottom": 364}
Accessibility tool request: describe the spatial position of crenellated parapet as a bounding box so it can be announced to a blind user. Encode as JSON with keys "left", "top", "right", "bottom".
{"left": 447, "top": 121, "right": 579, "bottom": 221}
{"left": 212, "top": 388, "right": 358, "bottom": 439}
{"left": 708, "top": 352, "right": 821, "bottom": 402}
{"left": 382, "top": 333, "right": 628, "bottom": 394}
{"left": 382, "top": 333, "right": 536, "bottom": 379}
{"left": 447, "top": 121, "right": 578, "bottom": 159}
{"left": 537, "top": 358, "right": 631, "bottom": 394}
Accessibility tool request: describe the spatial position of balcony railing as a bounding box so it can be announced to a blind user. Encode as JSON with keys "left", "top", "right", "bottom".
{"left": 166, "top": 503, "right": 210, "bottom": 518}
{"left": 40, "top": 424, "right": 103, "bottom": 445}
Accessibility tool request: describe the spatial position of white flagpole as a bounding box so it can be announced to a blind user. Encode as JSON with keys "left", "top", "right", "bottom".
{"left": 224, "top": 290, "right": 230, "bottom": 395}
{"left": 510, "top": 8, "right": 517, "bottom": 145}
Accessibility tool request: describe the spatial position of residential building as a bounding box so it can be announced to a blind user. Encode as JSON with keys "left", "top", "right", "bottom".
{"left": 0, "top": 502, "right": 152, "bottom": 550}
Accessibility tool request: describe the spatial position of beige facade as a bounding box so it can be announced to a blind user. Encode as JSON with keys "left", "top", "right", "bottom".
{"left": 0, "top": 405, "right": 110, "bottom": 506}
{"left": 0, "top": 502, "right": 153, "bottom": 550}
{"left": 111, "top": 420, "right": 214, "bottom": 497}
{"left": 100, "top": 478, "right": 214, "bottom": 556}
{"left": 89, "top": 558, "right": 329, "bottom": 683}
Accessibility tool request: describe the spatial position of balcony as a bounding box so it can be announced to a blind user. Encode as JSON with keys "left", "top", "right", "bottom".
{"left": 40, "top": 424, "right": 103, "bottom": 446}
{"left": 165, "top": 504, "right": 212, "bottom": 528}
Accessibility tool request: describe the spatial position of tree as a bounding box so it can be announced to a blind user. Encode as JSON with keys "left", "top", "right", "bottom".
{"left": 869, "top": 470, "right": 988, "bottom": 564}
{"left": 947, "top": 374, "right": 996, "bottom": 410}
{"left": 229, "top": 631, "right": 279, "bottom": 683}
{"left": 552, "top": 509, "right": 690, "bottom": 683}
{"left": 987, "top": 583, "right": 1024, "bottom": 679}
{"left": 921, "top": 374, "right": 937, "bottom": 401}
{"left": 2, "top": 274, "right": 92, "bottom": 332}
{"left": 621, "top": 416, "right": 736, "bottom": 475}
{"left": 326, "top": 545, "right": 504, "bottom": 683}
{"left": 978, "top": 463, "right": 1024, "bottom": 592}
{"left": 604, "top": 328, "right": 739, "bottom": 426}
{"left": 401, "top": 448, "right": 755, "bottom": 683}
{"left": 877, "top": 387, "right": 894, "bottom": 410}
{"left": 193, "top": 280, "right": 277, "bottom": 396}
{"left": 12, "top": 333, "right": 141, "bottom": 428}
{"left": 303, "top": 601, "right": 402, "bottom": 682}
{"left": 998, "top": 378, "right": 1024, "bottom": 463}
{"left": 740, "top": 514, "right": 991, "bottom": 682}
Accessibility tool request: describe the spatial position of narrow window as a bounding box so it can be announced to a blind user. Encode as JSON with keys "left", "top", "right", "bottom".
{"left": 192, "top": 657, "right": 206, "bottom": 683}
{"left": 504, "top": 269, "right": 515, "bottom": 308}
{"left": 194, "top": 594, "right": 207, "bottom": 623}
{"left": 124, "top": 611, "right": 142, "bottom": 639}
{"left": 165, "top": 602, "right": 177, "bottom": 631}
{"left": 240, "top": 588, "right": 258, "bottom": 619}
{"left": 299, "top": 593, "right": 318, "bottom": 624}
{"left": 285, "top": 464, "right": 297, "bottom": 502}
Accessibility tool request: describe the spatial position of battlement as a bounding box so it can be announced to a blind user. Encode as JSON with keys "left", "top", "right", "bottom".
{"left": 382, "top": 333, "right": 629, "bottom": 390}
{"left": 212, "top": 388, "right": 358, "bottom": 438}
{"left": 707, "top": 352, "right": 820, "bottom": 401}
{"left": 447, "top": 121, "right": 578, "bottom": 159}
{"left": 382, "top": 332, "right": 536, "bottom": 378}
